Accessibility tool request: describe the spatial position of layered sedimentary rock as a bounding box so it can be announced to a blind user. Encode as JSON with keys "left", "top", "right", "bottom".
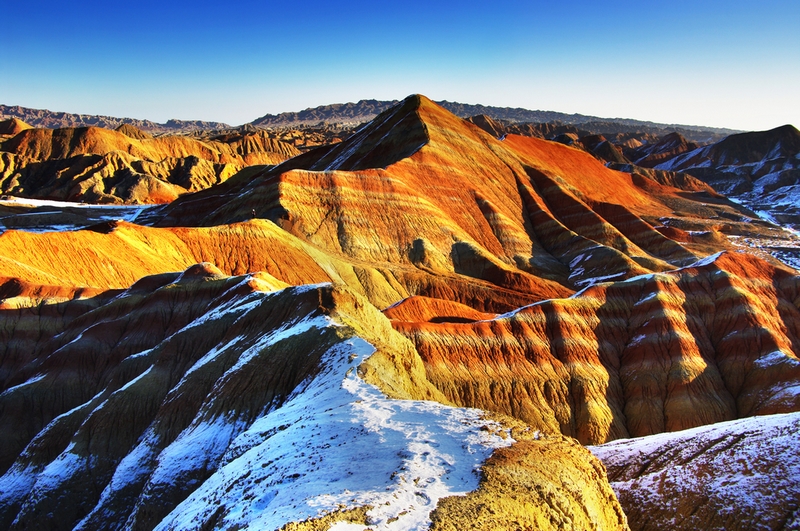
{"left": 589, "top": 411, "right": 800, "bottom": 531}
{"left": 0, "top": 95, "right": 798, "bottom": 530}
{"left": 389, "top": 251, "right": 800, "bottom": 444}
{"left": 2, "top": 97, "right": 771, "bottom": 315}
{"left": 0, "top": 218, "right": 545, "bottom": 312}
{"left": 1, "top": 98, "right": 795, "bottom": 436}
{"left": 0, "top": 126, "right": 300, "bottom": 203}
{"left": 0, "top": 267, "right": 627, "bottom": 531}
{"left": 159, "top": 95, "right": 765, "bottom": 303}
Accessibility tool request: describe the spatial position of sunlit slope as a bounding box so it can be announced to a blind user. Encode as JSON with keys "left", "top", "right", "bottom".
{"left": 0, "top": 126, "right": 300, "bottom": 203}
{"left": 3, "top": 126, "right": 298, "bottom": 164}
{"left": 158, "top": 96, "right": 755, "bottom": 306}
{"left": 0, "top": 219, "right": 550, "bottom": 312}
{"left": 389, "top": 251, "right": 800, "bottom": 444}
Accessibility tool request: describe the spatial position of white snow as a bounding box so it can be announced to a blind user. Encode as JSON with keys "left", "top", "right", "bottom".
{"left": 569, "top": 253, "right": 588, "bottom": 269}
{"left": 0, "top": 373, "right": 46, "bottom": 398}
{"left": 685, "top": 251, "right": 724, "bottom": 268}
{"left": 156, "top": 336, "right": 513, "bottom": 531}
{"left": 28, "top": 442, "right": 84, "bottom": 492}
{"left": 572, "top": 271, "right": 626, "bottom": 288}
{"left": 619, "top": 272, "right": 656, "bottom": 284}
{"left": 0, "top": 197, "right": 151, "bottom": 219}
{"left": 0, "top": 196, "right": 154, "bottom": 233}
{"left": 146, "top": 314, "right": 334, "bottom": 497}
{"left": 75, "top": 430, "right": 160, "bottom": 530}
{"left": 222, "top": 315, "right": 330, "bottom": 378}
{"left": 627, "top": 334, "right": 647, "bottom": 347}
{"left": 753, "top": 349, "right": 800, "bottom": 370}
{"left": 634, "top": 292, "right": 659, "bottom": 305}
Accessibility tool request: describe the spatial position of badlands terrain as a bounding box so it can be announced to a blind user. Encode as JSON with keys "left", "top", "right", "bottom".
{"left": 0, "top": 95, "right": 799, "bottom": 530}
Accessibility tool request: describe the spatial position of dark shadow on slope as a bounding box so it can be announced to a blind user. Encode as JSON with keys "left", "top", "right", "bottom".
{"left": 272, "top": 94, "right": 430, "bottom": 173}
{"left": 153, "top": 96, "right": 431, "bottom": 227}
{"left": 0, "top": 278, "right": 363, "bottom": 530}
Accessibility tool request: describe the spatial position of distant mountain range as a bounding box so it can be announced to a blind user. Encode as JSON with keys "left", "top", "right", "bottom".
{"left": 0, "top": 104, "right": 231, "bottom": 134}
{"left": 2, "top": 100, "right": 740, "bottom": 140}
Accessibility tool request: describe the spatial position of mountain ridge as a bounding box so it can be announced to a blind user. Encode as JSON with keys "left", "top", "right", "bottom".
{"left": 2, "top": 100, "right": 741, "bottom": 138}
{"left": 0, "top": 105, "right": 230, "bottom": 134}
{"left": 250, "top": 98, "right": 742, "bottom": 137}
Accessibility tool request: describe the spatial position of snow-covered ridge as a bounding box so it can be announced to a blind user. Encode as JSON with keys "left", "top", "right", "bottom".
{"left": 157, "top": 336, "right": 513, "bottom": 531}
{"left": 0, "top": 278, "right": 514, "bottom": 531}
{"left": 0, "top": 196, "right": 155, "bottom": 233}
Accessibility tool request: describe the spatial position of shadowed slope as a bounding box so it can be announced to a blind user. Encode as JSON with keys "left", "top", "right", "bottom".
{"left": 653, "top": 125, "right": 800, "bottom": 231}
{"left": 0, "top": 272, "right": 439, "bottom": 528}
{"left": 660, "top": 124, "right": 800, "bottom": 171}
{"left": 630, "top": 132, "right": 699, "bottom": 168}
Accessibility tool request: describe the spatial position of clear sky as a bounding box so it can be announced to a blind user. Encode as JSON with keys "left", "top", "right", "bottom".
{"left": 3, "top": 0, "right": 798, "bottom": 131}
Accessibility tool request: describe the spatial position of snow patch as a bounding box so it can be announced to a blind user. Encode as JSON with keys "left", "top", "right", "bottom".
{"left": 753, "top": 350, "right": 800, "bottom": 370}
{"left": 0, "top": 373, "right": 46, "bottom": 397}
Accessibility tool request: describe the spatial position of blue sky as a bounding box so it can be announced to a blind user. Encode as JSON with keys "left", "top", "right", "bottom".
{"left": 2, "top": 0, "right": 798, "bottom": 130}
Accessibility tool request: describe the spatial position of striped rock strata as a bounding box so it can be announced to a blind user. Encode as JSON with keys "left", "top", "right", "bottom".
{"left": 0, "top": 266, "right": 627, "bottom": 531}
{"left": 0, "top": 95, "right": 798, "bottom": 530}
{"left": 389, "top": 251, "right": 800, "bottom": 444}
{"left": 156, "top": 95, "right": 768, "bottom": 306}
